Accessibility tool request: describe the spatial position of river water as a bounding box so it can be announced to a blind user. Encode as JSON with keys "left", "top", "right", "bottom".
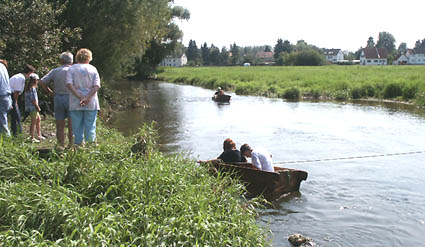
{"left": 111, "top": 81, "right": 425, "bottom": 247}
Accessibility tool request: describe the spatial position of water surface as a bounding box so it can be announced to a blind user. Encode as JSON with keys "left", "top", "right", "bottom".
{"left": 111, "top": 81, "right": 425, "bottom": 246}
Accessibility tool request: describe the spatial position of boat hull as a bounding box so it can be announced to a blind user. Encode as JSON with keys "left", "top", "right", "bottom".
{"left": 211, "top": 162, "right": 308, "bottom": 200}
{"left": 212, "top": 95, "right": 231, "bottom": 102}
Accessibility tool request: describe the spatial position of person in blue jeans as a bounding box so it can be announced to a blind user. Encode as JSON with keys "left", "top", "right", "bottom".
{"left": 40, "top": 52, "right": 74, "bottom": 148}
{"left": 9, "top": 64, "right": 36, "bottom": 136}
{"left": 66, "top": 49, "right": 100, "bottom": 146}
{"left": 0, "top": 59, "right": 12, "bottom": 136}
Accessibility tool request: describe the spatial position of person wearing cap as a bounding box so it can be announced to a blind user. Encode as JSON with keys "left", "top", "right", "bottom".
{"left": 40, "top": 52, "right": 74, "bottom": 148}
{"left": 66, "top": 48, "right": 101, "bottom": 146}
{"left": 24, "top": 73, "right": 43, "bottom": 142}
{"left": 9, "top": 64, "right": 36, "bottom": 136}
{"left": 214, "top": 87, "right": 224, "bottom": 96}
{"left": 0, "top": 59, "right": 12, "bottom": 136}
{"left": 240, "top": 144, "right": 274, "bottom": 172}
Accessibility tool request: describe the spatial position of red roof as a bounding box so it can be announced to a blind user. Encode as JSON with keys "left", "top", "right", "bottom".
{"left": 256, "top": 52, "right": 274, "bottom": 59}
{"left": 362, "top": 48, "right": 388, "bottom": 59}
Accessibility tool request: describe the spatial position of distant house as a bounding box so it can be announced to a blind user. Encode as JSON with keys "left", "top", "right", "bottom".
{"left": 323, "top": 49, "right": 344, "bottom": 63}
{"left": 393, "top": 54, "right": 408, "bottom": 65}
{"left": 360, "top": 48, "right": 388, "bottom": 65}
{"left": 160, "top": 53, "right": 187, "bottom": 67}
{"left": 255, "top": 51, "right": 274, "bottom": 65}
{"left": 406, "top": 49, "right": 425, "bottom": 65}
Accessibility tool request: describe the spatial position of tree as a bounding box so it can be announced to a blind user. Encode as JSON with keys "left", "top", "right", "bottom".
{"left": 366, "top": 36, "right": 375, "bottom": 48}
{"left": 201, "top": 42, "right": 210, "bottom": 65}
{"left": 398, "top": 42, "right": 407, "bottom": 54}
{"left": 287, "top": 49, "right": 325, "bottom": 66}
{"left": 209, "top": 45, "right": 221, "bottom": 66}
{"left": 376, "top": 31, "right": 396, "bottom": 54}
{"left": 58, "top": 0, "right": 174, "bottom": 79}
{"left": 230, "top": 43, "right": 241, "bottom": 65}
{"left": 186, "top": 40, "right": 200, "bottom": 64}
{"left": 220, "top": 47, "right": 230, "bottom": 66}
{"left": 274, "top": 39, "right": 284, "bottom": 59}
{"left": 0, "top": 0, "right": 80, "bottom": 75}
{"left": 414, "top": 39, "right": 425, "bottom": 52}
{"left": 264, "top": 45, "right": 272, "bottom": 52}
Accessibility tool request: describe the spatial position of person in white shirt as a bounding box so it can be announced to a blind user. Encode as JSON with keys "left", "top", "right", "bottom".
{"left": 9, "top": 64, "right": 36, "bottom": 136}
{"left": 0, "top": 59, "right": 12, "bottom": 136}
{"left": 66, "top": 48, "right": 101, "bottom": 146}
{"left": 240, "top": 144, "right": 274, "bottom": 172}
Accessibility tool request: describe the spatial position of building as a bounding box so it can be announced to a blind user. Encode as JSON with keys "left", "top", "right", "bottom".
{"left": 255, "top": 51, "right": 274, "bottom": 65}
{"left": 360, "top": 48, "right": 388, "bottom": 65}
{"left": 405, "top": 49, "right": 425, "bottom": 65}
{"left": 393, "top": 54, "right": 408, "bottom": 65}
{"left": 323, "top": 49, "right": 344, "bottom": 63}
{"left": 160, "top": 53, "right": 187, "bottom": 67}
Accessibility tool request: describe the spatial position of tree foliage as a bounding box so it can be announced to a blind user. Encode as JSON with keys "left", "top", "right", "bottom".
{"left": 0, "top": 0, "right": 80, "bottom": 75}
{"left": 367, "top": 36, "right": 375, "bottom": 48}
{"left": 414, "top": 39, "right": 425, "bottom": 52}
{"left": 376, "top": 31, "right": 396, "bottom": 54}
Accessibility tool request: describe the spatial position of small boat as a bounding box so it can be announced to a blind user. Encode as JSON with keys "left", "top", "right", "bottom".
{"left": 209, "top": 162, "right": 308, "bottom": 200}
{"left": 212, "top": 94, "right": 231, "bottom": 103}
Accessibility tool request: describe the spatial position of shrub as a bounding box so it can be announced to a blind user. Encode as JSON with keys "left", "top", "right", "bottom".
{"left": 333, "top": 90, "right": 349, "bottom": 100}
{"left": 360, "top": 84, "right": 376, "bottom": 97}
{"left": 351, "top": 87, "right": 362, "bottom": 99}
{"left": 402, "top": 83, "right": 418, "bottom": 100}
{"left": 383, "top": 83, "right": 402, "bottom": 99}
{"left": 281, "top": 87, "right": 301, "bottom": 100}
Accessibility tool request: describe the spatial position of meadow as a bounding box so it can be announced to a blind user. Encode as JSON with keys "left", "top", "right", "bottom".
{"left": 158, "top": 66, "right": 425, "bottom": 104}
{"left": 0, "top": 121, "right": 268, "bottom": 246}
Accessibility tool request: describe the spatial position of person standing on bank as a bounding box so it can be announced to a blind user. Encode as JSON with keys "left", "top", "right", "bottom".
{"left": 66, "top": 48, "right": 100, "bottom": 146}
{"left": 40, "top": 52, "right": 74, "bottom": 148}
{"left": 24, "top": 74, "right": 43, "bottom": 142}
{"left": 9, "top": 64, "right": 36, "bottom": 136}
{"left": 240, "top": 144, "right": 274, "bottom": 172}
{"left": 0, "top": 59, "right": 12, "bottom": 136}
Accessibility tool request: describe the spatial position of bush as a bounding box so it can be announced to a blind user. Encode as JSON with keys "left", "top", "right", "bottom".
{"left": 333, "top": 90, "right": 349, "bottom": 100}
{"left": 360, "top": 84, "right": 376, "bottom": 97}
{"left": 281, "top": 87, "right": 301, "bottom": 100}
{"left": 291, "top": 50, "right": 326, "bottom": 66}
{"left": 351, "top": 87, "right": 362, "bottom": 99}
{"left": 402, "top": 83, "right": 418, "bottom": 100}
{"left": 383, "top": 83, "right": 403, "bottom": 99}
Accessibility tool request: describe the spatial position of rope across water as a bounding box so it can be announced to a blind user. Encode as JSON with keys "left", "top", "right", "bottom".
{"left": 273, "top": 150, "right": 425, "bottom": 165}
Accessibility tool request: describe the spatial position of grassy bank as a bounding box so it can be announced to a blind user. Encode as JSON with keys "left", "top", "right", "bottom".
{"left": 0, "top": 121, "right": 268, "bottom": 246}
{"left": 157, "top": 66, "right": 425, "bottom": 104}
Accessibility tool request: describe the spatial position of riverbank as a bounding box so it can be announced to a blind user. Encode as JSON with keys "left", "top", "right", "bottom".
{"left": 0, "top": 118, "right": 269, "bottom": 246}
{"left": 157, "top": 66, "right": 425, "bottom": 105}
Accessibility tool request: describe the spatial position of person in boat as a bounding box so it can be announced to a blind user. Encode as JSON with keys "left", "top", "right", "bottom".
{"left": 240, "top": 144, "right": 274, "bottom": 172}
{"left": 198, "top": 138, "right": 246, "bottom": 163}
{"left": 214, "top": 87, "right": 224, "bottom": 96}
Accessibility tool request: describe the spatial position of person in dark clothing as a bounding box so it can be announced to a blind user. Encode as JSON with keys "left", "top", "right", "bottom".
{"left": 198, "top": 138, "right": 246, "bottom": 163}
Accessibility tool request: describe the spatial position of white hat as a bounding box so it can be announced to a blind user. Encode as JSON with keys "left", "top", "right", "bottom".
{"left": 29, "top": 73, "right": 39, "bottom": 80}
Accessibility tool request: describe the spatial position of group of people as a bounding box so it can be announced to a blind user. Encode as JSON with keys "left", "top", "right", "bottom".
{"left": 0, "top": 48, "right": 101, "bottom": 148}
{"left": 200, "top": 138, "right": 274, "bottom": 172}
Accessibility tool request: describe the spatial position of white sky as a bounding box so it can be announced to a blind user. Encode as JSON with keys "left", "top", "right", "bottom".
{"left": 174, "top": 0, "right": 425, "bottom": 51}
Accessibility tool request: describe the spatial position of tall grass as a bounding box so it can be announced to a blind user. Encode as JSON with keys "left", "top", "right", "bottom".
{"left": 158, "top": 66, "right": 425, "bottom": 104}
{"left": 0, "top": 123, "right": 268, "bottom": 246}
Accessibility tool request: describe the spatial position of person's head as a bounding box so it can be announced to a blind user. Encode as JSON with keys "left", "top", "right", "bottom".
{"left": 0, "top": 59, "right": 7, "bottom": 69}
{"left": 23, "top": 64, "right": 36, "bottom": 79}
{"left": 25, "top": 73, "right": 39, "bottom": 92}
{"left": 223, "top": 138, "right": 236, "bottom": 151}
{"left": 240, "top": 144, "right": 252, "bottom": 157}
{"left": 76, "top": 48, "right": 93, "bottom": 63}
{"left": 217, "top": 87, "right": 221, "bottom": 91}
{"left": 60, "top": 52, "right": 73, "bottom": 65}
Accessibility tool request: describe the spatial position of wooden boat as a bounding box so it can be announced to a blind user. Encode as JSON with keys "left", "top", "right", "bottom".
{"left": 212, "top": 94, "right": 231, "bottom": 103}
{"left": 209, "top": 162, "right": 308, "bottom": 200}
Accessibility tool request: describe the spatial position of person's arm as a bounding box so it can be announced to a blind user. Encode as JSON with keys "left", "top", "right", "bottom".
{"left": 39, "top": 81, "right": 53, "bottom": 95}
{"left": 80, "top": 85, "right": 100, "bottom": 106}
{"left": 251, "top": 153, "right": 262, "bottom": 170}
{"left": 12, "top": 91, "right": 19, "bottom": 104}
{"left": 32, "top": 99, "right": 41, "bottom": 112}
{"left": 66, "top": 83, "right": 83, "bottom": 101}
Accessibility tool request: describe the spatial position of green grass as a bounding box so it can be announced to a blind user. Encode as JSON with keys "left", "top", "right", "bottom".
{"left": 0, "top": 123, "right": 268, "bottom": 246}
{"left": 157, "top": 66, "right": 425, "bottom": 104}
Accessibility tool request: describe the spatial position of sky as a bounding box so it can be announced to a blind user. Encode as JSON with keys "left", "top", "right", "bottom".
{"left": 173, "top": 0, "right": 425, "bottom": 52}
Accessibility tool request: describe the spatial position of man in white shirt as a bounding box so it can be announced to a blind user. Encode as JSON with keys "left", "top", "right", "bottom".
{"left": 9, "top": 64, "right": 36, "bottom": 136}
{"left": 240, "top": 144, "right": 274, "bottom": 172}
{"left": 0, "top": 59, "right": 12, "bottom": 136}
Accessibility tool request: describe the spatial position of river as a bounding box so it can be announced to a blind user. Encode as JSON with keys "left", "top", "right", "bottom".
{"left": 111, "top": 81, "right": 425, "bottom": 247}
